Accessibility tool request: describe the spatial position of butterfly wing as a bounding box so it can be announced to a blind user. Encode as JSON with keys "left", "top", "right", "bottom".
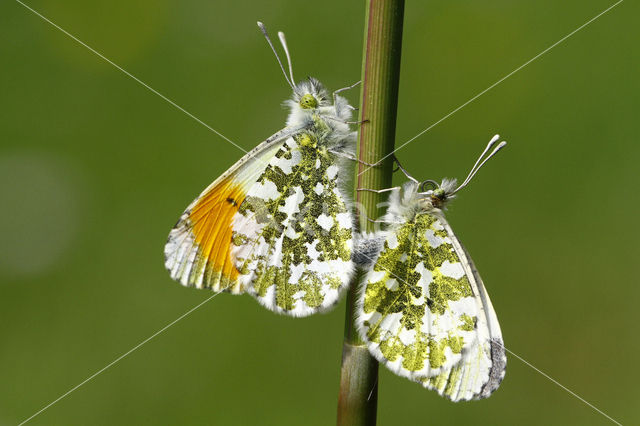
{"left": 164, "top": 127, "right": 303, "bottom": 293}
{"left": 357, "top": 212, "right": 504, "bottom": 400}
{"left": 231, "top": 133, "right": 355, "bottom": 316}
{"left": 419, "top": 226, "right": 506, "bottom": 401}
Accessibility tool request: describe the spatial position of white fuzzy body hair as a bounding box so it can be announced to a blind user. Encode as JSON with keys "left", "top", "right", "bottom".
{"left": 284, "top": 77, "right": 354, "bottom": 148}
{"left": 353, "top": 179, "right": 459, "bottom": 269}
{"left": 352, "top": 231, "right": 386, "bottom": 268}
{"left": 382, "top": 179, "right": 458, "bottom": 225}
{"left": 282, "top": 77, "right": 358, "bottom": 235}
{"left": 438, "top": 178, "right": 458, "bottom": 196}
{"left": 283, "top": 76, "right": 359, "bottom": 239}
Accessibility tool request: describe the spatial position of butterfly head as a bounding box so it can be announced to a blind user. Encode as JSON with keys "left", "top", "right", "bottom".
{"left": 406, "top": 134, "right": 508, "bottom": 212}
{"left": 299, "top": 94, "right": 318, "bottom": 109}
{"left": 412, "top": 178, "right": 458, "bottom": 211}
{"left": 292, "top": 77, "right": 329, "bottom": 110}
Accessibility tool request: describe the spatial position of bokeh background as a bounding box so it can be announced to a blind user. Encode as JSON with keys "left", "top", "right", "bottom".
{"left": 1, "top": 0, "right": 638, "bottom": 424}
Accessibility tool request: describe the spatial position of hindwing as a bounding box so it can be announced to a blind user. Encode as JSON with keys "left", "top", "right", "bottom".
{"left": 232, "top": 132, "right": 354, "bottom": 316}
{"left": 358, "top": 213, "right": 478, "bottom": 379}
{"left": 419, "top": 228, "right": 506, "bottom": 401}
{"left": 357, "top": 212, "right": 506, "bottom": 400}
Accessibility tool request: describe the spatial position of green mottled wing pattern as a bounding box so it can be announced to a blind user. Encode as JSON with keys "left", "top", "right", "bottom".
{"left": 231, "top": 133, "right": 354, "bottom": 317}
{"left": 419, "top": 238, "right": 506, "bottom": 401}
{"left": 357, "top": 212, "right": 506, "bottom": 400}
{"left": 357, "top": 213, "right": 478, "bottom": 378}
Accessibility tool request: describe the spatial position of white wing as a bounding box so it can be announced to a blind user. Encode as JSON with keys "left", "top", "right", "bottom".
{"left": 231, "top": 134, "right": 355, "bottom": 316}
{"left": 420, "top": 224, "right": 506, "bottom": 401}
{"left": 357, "top": 212, "right": 505, "bottom": 401}
{"left": 164, "top": 126, "right": 306, "bottom": 293}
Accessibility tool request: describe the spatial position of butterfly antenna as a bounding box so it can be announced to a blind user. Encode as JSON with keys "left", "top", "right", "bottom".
{"left": 277, "top": 31, "right": 295, "bottom": 85}
{"left": 467, "top": 134, "right": 500, "bottom": 182}
{"left": 452, "top": 135, "right": 507, "bottom": 194}
{"left": 257, "top": 21, "right": 294, "bottom": 89}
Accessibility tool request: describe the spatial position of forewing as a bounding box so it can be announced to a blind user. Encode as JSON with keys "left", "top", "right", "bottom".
{"left": 231, "top": 133, "right": 354, "bottom": 316}
{"left": 357, "top": 213, "right": 481, "bottom": 381}
{"left": 419, "top": 226, "right": 506, "bottom": 401}
{"left": 164, "top": 127, "right": 300, "bottom": 293}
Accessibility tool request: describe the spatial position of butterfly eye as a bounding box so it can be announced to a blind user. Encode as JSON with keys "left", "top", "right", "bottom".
{"left": 299, "top": 94, "right": 318, "bottom": 109}
{"left": 433, "top": 188, "right": 445, "bottom": 199}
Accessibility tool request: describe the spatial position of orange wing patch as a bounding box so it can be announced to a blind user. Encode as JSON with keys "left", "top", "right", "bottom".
{"left": 187, "top": 177, "right": 247, "bottom": 293}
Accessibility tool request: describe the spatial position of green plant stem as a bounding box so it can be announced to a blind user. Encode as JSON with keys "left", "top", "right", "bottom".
{"left": 337, "top": 1, "right": 405, "bottom": 425}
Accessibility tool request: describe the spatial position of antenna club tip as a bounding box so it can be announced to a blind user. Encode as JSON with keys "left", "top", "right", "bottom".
{"left": 257, "top": 21, "right": 264, "bottom": 26}
{"left": 490, "top": 134, "right": 500, "bottom": 143}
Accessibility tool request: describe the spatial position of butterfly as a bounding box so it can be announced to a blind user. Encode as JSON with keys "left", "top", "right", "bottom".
{"left": 354, "top": 135, "right": 507, "bottom": 401}
{"left": 164, "top": 22, "right": 365, "bottom": 317}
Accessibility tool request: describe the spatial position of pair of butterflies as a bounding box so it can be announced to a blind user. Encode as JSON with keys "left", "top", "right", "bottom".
{"left": 164, "top": 22, "right": 506, "bottom": 402}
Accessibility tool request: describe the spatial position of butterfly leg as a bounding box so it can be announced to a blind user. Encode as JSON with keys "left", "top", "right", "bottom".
{"left": 333, "top": 80, "right": 361, "bottom": 105}
{"left": 346, "top": 119, "right": 369, "bottom": 125}
{"left": 356, "top": 154, "right": 411, "bottom": 173}
{"left": 326, "top": 115, "right": 369, "bottom": 126}
{"left": 356, "top": 186, "right": 400, "bottom": 193}
{"left": 391, "top": 155, "right": 419, "bottom": 183}
{"left": 365, "top": 216, "right": 388, "bottom": 224}
{"left": 354, "top": 207, "right": 388, "bottom": 224}
{"left": 333, "top": 151, "right": 415, "bottom": 177}
{"left": 329, "top": 149, "right": 382, "bottom": 167}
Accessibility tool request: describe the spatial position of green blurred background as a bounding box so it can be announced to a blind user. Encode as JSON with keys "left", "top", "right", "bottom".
{"left": 1, "top": 0, "right": 638, "bottom": 424}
